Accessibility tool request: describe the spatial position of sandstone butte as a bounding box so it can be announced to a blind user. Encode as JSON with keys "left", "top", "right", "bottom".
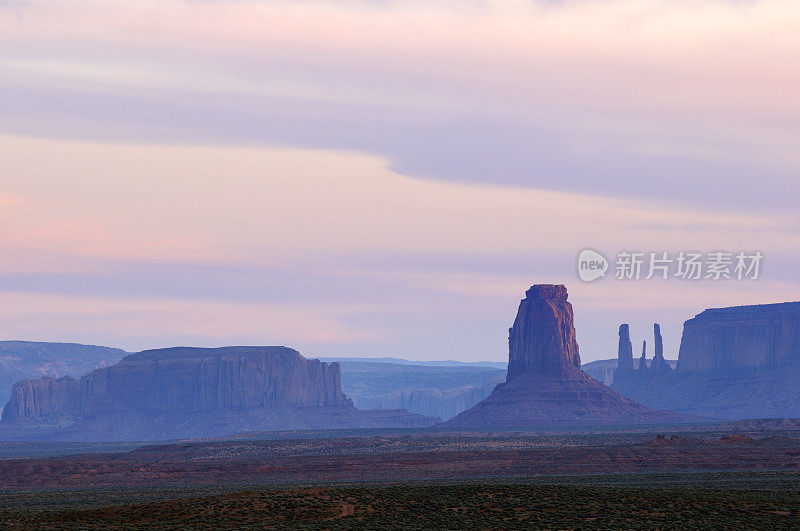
{"left": 445, "top": 284, "right": 682, "bottom": 428}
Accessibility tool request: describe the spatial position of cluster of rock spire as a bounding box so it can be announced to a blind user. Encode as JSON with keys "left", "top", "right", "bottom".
{"left": 613, "top": 301, "right": 800, "bottom": 420}
{"left": 614, "top": 323, "right": 673, "bottom": 380}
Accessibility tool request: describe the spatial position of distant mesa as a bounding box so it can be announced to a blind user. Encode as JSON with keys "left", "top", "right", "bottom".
{"left": 0, "top": 346, "right": 437, "bottom": 441}
{"left": 445, "top": 284, "right": 683, "bottom": 428}
{"left": 330, "top": 360, "right": 505, "bottom": 421}
{"left": 612, "top": 302, "right": 800, "bottom": 419}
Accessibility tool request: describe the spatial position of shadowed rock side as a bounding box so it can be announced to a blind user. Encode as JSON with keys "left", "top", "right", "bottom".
{"left": 445, "top": 285, "right": 683, "bottom": 428}
{"left": 1, "top": 347, "right": 437, "bottom": 441}
{"left": 613, "top": 302, "right": 800, "bottom": 419}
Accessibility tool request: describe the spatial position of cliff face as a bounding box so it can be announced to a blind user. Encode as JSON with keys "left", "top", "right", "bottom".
{"left": 2, "top": 376, "right": 80, "bottom": 422}
{"left": 612, "top": 302, "right": 800, "bottom": 420}
{"left": 446, "top": 285, "right": 683, "bottom": 428}
{"left": 678, "top": 303, "right": 800, "bottom": 372}
{"left": 507, "top": 285, "right": 580, "bottom": 379}
{"left": 1, "top": 346, "right": 437, "bottom": 440}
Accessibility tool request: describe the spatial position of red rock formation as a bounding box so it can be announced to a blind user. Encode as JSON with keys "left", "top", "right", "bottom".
{"left": 446, "top": 285, "right": 682, "bottom": 428}
{"left": 1, "top": 347, "right": 438, "bottom": 440}
{"left": 507, "top": 284, "right": 579, "bottom": 378}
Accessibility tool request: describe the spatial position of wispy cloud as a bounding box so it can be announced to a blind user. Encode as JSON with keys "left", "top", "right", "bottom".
{"left": 2, "top": 135, "right": 793, "bottom": 264}
{"left": 2, "top": 0, "right": 800, "bottom": 209}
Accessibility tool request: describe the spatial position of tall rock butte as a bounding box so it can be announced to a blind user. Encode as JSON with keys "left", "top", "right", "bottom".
{"left": 0, "top": 346, "right": 437, "bottom": 441}
{"left": 445, "top": 285, "right": 682, "bottom": 428}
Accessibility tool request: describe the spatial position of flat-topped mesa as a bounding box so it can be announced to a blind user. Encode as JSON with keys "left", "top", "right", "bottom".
{"left": 650, "top": 323, "right": 672, "bottom": 374}
{"left": 614, "top": 324, "right": 634, "bottom": 379}
{"left": 678, "top": 302, "right": 800, "bottom": 372}
{"left": 1, "top": 346, "right": 439, "bottom": 439}
{"left": 506, "top": 284, "right": 580, "bottom": 380}
{"left": 637, "top": 340, "right": 650, "bottom": 376}
{"left": 2, "top": 346, "right": 350, "bottom": 422}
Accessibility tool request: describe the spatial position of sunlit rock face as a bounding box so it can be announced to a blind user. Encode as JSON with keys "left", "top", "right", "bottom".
{"left": 446, "top": 285, "right": 683, "bottom": 429}
{"left": 506, "top": 285, "right": 580, "bottom": 379}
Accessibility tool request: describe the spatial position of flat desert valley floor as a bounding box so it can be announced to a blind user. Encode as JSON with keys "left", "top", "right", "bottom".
{"left": 2, "top": 425, "right": 800, "bottom": 529}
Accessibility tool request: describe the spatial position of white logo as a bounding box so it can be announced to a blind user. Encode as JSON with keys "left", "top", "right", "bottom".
{"left": 577, "top": 249, "right": 608, "bottom": 282}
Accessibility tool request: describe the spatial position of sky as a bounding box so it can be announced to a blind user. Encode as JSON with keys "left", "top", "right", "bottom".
{"left": 1, "top": 0, "right": 799, "bottom": 363}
